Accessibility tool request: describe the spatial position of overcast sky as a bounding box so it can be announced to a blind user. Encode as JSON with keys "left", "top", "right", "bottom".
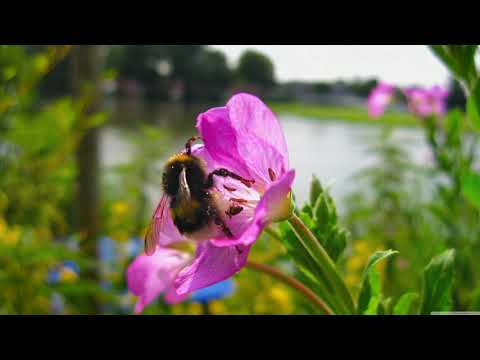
{"left": 210, "top": 45, "right": 450, "bottom": 87}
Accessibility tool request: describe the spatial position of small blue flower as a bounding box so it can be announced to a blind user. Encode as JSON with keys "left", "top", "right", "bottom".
{"left": 51, "top": 292, "right": 65, "bottom": 314}
{"left": 98, "top": 236, "right": 118, "bottom": 263}
{"left": 47, "top": 270, "right": 60, "bottom": 284}
{"left": 190, "top": 279, "right": 235, "bottom": 304}
{"left": 126, "top": 237, "right": 143, "bottom": 257}
{"left": 63, "top": 260, "right": 80, "bottom": 274}
{"left": 47, "top": 260, "right": 80, "bottom": 284}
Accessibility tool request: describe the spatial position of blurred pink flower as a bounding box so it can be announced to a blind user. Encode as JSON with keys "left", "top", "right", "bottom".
{"left": 127, "top": 93, "right": 295, "bottom": 312}
{"left": 367, "top": 82, "right": 395, "bottom": 117}
{"left": 127, "top": 248, "right": 191, "bottom": 314}
{"left": 404, "top": 85, "right": 449, "bottom": 117}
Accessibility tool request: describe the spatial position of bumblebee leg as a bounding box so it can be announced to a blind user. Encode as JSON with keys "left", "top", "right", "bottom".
{"left": 205, "top": 168, "right": 255, "bottom": 189}
{"left": 207, "top": 206, "right": 234, "bottom": 238}
{"left": 185, "top": 136, "right": 200, "bottom": 156}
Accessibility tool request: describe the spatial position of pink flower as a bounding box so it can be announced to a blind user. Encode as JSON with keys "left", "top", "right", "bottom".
{"left": 127, "top": 93, "right": 295, "bottom": 311}
{"left": 174, "top": 93, "right": 295, "bottom": 294}
{"left": 404, "top": 85, "right": 449, "bottom": 117}
{"left": 367, "top": 82, "right": 395, "bottom": 117}
{"left": 127, "top": 247, "right": 191, "bottom": 314}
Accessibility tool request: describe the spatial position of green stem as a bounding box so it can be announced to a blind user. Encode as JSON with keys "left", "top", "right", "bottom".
{"left": 245, "top": 260, "right": 334, "bottom": 315}
{"left": 264, "top": 225, "right": 282, "bottom": 242}
{"left": 287, "top": 213, "right": 355, "bottom": 314}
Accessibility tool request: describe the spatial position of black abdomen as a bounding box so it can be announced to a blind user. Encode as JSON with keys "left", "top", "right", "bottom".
{"left": 170, "top": 195, "right": 211, "bottom": 234}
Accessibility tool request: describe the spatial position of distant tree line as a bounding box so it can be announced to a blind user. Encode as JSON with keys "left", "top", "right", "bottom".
{"left": 25, "top": 45, "right": 467, "bottom": 109}
{"left": 31, "top": 45, "right": 276, "bottom": 103}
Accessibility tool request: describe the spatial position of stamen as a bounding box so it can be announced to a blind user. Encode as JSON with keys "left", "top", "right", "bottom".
{"left": 229, "top": 198, "right": 249, "bottom": 204}
{"left": 268, "top": 168, "right": 276, "bottom": 182}
{"left": 241, "top": 178, "right": 255, "bottom": 188}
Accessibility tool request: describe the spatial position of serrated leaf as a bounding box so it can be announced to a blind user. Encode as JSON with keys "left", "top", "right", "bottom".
{"left": 313, "top": 195, "right": 329, "bottom": 230}
{"left": 394, "top": 292, "right": 419, "bottom": 315}
{"left": 309, "top": 175, "right": 323, "bottom": 206}
{"left": 420, "top": 249, "right": 456, "bottom": 315}
{"left": 462, "top": 171, "right": 480, "bottom": 210}
{"left": 357, "top": 249, "right": 398, "bottom": 314}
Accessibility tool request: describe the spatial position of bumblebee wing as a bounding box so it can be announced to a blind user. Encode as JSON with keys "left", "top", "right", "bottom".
{"left": 144, "top": 194, "right": 170, "bottom": 256}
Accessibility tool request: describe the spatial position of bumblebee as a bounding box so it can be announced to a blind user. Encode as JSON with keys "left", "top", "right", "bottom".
{"left": 144, "top": 136, "right": 255, "bottom": 255}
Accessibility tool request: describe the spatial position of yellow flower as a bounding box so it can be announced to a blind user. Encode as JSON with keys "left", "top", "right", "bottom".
{"left": 210, "top": 301, "right": 226, "bottom": 315}
{"left": 254, "top": 300, "right": 267, "bottom": 314}
{"left": 0, "top": 218, "right": 7, "bottom": 236}
{"left": 186, "top": 303, "right": 202, "bottom": 315}
{"left": 354, "top": 240, "right": 371, "bottom": 255}
{"left": 345, "top": 274, "right": 360, "bottom": 287}
{"left": 5, "top": 226, "right": 21, "bottom": 245}
{"left": 346, "top": 255, "right": 365, "bottom": 272}
{"left": 59, "top": 268, "right": 78, "bottom": 283}
{"left": 0, "top": 220, "right": 21, "bottom": 246}
{"left": 270, "top": 286, "right": 293, "bottom": 313}
{"left": 112, "top": 201, "right": 130, "bottom": 218}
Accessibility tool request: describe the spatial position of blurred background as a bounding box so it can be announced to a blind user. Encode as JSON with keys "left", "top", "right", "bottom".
{"left": 0, "top": 45, "right": 476, "bottom": 315}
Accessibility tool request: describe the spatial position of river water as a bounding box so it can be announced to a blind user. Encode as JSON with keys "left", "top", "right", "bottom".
{"left": 100, "top": 101, "right": 432, "bottom": 214}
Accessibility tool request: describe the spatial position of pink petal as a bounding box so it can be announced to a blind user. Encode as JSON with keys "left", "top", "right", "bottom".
{"left": 174, "top": 241, "right": 251, "bottom": 295}
{"left": 367, "top": 82, "right": 395, "bottom": 117}
{"left": 127, "top": 248, "right": 190, "bottom": 314}
{"left": 226, "top": 93, "right": 289, "bottom": 167}
{"left": 211, "top": 169, "right": 295, "bottom": 247}
{"left": 404, "top": 87, "right": 434, "bottom": 117}
{"left": 196, "top": 107, "right": 252, "bottom": 180}
{"left": 235, "top": 134, "right": 287, "bottom": 188}
{"left": 197, "top": 94, "right": 290, "bottom": 187}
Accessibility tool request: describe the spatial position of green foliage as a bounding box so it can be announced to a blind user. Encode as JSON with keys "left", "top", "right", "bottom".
{"left": 420, "top": 249, "right": 456, "bottom": 314}
{"left": 0, "top": 45, "right": 110, "bottom": 314}
{"left": 236, "top": 50, "right": 275, "bottom": 92}
{"left": 467, "top": 81, "right": 480, "bottom": 131}
{"left": 270, "top": 102, "right": 418, "bottom": 127}
{"left": 106, "top": 45, "right": 232, "bottom": 102}
{"left": 278, "top": 176, "right": 356, "bottom": 314}
{"left": 430, "top": 45, "right": 478, "bottom": 90}
{"left": 462, "top": 171, "right": 480, "bottom": 210}
{"left": 393, "top": 292, "right": 419, "bottom": 315}
{"left": 302, "top": 176, "right": 348, "bottom": 262}
{"left": 357, "top": 250, "right": 398, "bottom": 315}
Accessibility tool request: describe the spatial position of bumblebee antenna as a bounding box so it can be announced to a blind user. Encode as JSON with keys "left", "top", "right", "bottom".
{"left": 185, "top": 136, "right": 200, "bottom": 156}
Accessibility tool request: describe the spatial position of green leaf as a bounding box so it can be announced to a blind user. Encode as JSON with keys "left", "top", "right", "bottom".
{"left": 429, "top": 45, "right": 462, "bottom": 79}
{"left": 462, "top": 171, "right": 480, "bottom": 210}
{"left": 394, "top": 292, "right": 419, "bottom": 315}
{"left": 420, "top": 249, "right": 456, "bottom": 315}
{"left": 357, "top": 250, "right": 398, "bottom": 314}
{"left": 84, "top": 112, "right": 108, "bottom": 129}
{"left": 445, "top": 110, "right": 462, "bottom": 143}
{"left": 313, "top": 194, "right": 330, "bottom": 229}
{"left": 278, "top": 221, "right": 340, "bottom": 314}
{"left": 363, "top": 269, "right": 382, "bottom": 315}
{"left": 309, "top": 175, "right": 323, "bottom": 206}
{"left": 467, "top": 81, "right": 480, "bottom": 132}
